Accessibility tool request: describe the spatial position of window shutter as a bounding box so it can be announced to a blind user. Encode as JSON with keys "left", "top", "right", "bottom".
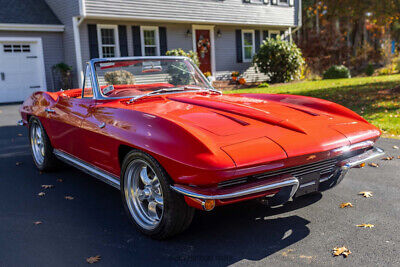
{"left": 132, "top": 26, "right": 142, "bottom": 56}
{"left": 159, "top": 27, "right": 168, "bottom": 56}
{"left": 289, "top": 0, "right": 294, "bottom": 6}
{"left": 118, "top": 25, "right": 128, "bottom": 57}
{"left": 235, "top": 30, "right": 243, "bottom": 63}
{"left": 263, "top": 30, "right": 269, "bottom": 40}
{"left": 255, "top": 30, "right": 260, "bottom": 52}
{"left": 271, "top": 0, "right": 277, "bottom": 5}
{"left": 88, "top": 24, "right": 99, "bottom": 59}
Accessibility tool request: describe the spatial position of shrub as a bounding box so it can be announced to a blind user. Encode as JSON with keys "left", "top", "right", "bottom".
{"left": 104, "top": 70, "right": 135, "bottom": 85}
{"left": 52, "top": 62, "right": 73, "bottom": 89}
{"left": 365, "top": 63, "right": 375, "bottom": 76}
{"left": 165, "top": 48, "right": 199, "bottom": 67}
{"left": 378, "top": 66, "right": 395, "bottom": 76}
{"left": 257, "top": 82, "right": 270, "bottom": 88}
{"left": 253, "top": 37, "right": 304, "bottom": 84}
{"left": 323, "top": 65, "right": 351, "bottom": 79}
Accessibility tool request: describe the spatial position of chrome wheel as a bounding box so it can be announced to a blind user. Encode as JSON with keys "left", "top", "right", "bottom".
{"left": 30, "top": 122, "right": 45, "bottom": 165}
{"left": 124, "top": 159, "right": 164, "bottom": 230}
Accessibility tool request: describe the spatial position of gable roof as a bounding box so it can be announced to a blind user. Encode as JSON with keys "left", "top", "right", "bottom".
{"left": 0, "top": 0, "right": 62, "bottom": 25}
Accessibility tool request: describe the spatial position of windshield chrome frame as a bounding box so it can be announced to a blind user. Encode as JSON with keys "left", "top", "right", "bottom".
{"left": 87, "top": 56, "right": 218, "bottom": 100}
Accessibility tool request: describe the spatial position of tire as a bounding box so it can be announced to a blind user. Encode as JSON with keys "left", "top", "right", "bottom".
{"left": 120, "top": 150, "right": 194, "bottom": 239}
{"left": 28, "top": 117, "right": 59, "bottom": 171}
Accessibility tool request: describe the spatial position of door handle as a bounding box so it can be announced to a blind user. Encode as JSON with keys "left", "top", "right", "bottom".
{"left": 0, "top": 72, "right": 4, "bottom": 81}
{"left": 45, "top": 108, "right": 55, "bottom": 113}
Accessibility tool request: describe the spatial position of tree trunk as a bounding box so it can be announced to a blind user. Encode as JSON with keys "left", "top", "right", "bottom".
{"left": 352, "top": 17, "right": 365, "bottom": 57}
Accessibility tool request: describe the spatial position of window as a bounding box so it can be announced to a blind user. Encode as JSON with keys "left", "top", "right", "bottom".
{"left": 82, "top": 64, "right": 94, "bottom": 98}
{"left": 242, "top": 30, "right": 255, "bottom": 62}
{"left": 3, "top": 44, "right": 30, "bottom": 53}
{"left": 97, "top": 25, "right": 120, "bottom": 58}
{"left": 141, "top": 26, "right": 160, "bottom": 56}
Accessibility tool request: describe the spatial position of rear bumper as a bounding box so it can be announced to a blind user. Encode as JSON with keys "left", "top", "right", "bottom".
{"left": 171, "top": 147, "right": 384, "bottom": 210}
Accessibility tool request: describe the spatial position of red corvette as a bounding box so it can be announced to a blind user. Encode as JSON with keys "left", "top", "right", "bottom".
{"left": 19, "top": 57, "right": 384, "bottom": 239}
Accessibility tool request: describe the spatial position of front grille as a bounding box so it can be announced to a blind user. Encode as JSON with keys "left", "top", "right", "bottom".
{"left": 218, "top": 157, "right": 339, "bottom": 189}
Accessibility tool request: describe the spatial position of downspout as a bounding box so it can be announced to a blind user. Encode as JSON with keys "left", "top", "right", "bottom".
{"left": 72, "top": 16, "right": 85, "bottom": 88}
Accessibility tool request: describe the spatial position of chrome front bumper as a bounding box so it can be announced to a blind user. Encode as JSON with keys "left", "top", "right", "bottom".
{"left": 171, "top": 147, "right": 384, "bottom": 205}
{"left": 339, "top": 147, "right": 384, "bottom": 169}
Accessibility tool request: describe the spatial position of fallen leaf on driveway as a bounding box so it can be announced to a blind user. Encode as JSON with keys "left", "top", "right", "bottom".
{"left": 356, "top": 223, "right": 374, "bottom": 228}
{"left": 38, "top": 192, "right": 45, "bottom": 197}
{"left": 86, "top": 255, "right": 101, "bottom": 264}
{"left": 15, "top": 162, "right": 22, "bottom": 166}
{"left": 356, "top": 162, "right": 366, "bottom": 168}
{"left": 33, "top": 221, "right": 42, "bottom": 225}
{"left": 333, "top": 246, "right": 351, "bottom": 257}
{"left": 393, "top": 145, "right": 399, "bottom": 149}
{"left": 359, "top": 191, "right": 373, "bottom": 198}
{"left": 340, "top": 202, "right": 353, "bottom": 208}
{"left": 64, "top": 196, "right": 74, "bottom": 200}
{"left": 397, "top": 156, "right": 400, "bottom": 159}
{"left": 41, "top": 185, "right": 54, "bottom": 189}
{"left": 368, "top": 163, "right": 379, "bottom": 167}
{"left": 382, "top": 156, "right": 394, "bottom": 161}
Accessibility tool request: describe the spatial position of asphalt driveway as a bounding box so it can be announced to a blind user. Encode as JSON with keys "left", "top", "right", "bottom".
{"left": 0, "top": 104, "right": 399, "bottom": 266}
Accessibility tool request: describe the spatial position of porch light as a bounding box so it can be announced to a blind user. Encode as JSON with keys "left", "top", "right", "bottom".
{"left": 217, "top": 29, "right": 222, "bottom": 37}
{"left": 186, "top": 29, "right": 192, "bottom": 37}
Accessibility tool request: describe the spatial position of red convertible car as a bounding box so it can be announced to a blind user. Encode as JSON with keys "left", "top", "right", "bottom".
{"left": 19, "top": 56, "right": 384, "bottom": 239}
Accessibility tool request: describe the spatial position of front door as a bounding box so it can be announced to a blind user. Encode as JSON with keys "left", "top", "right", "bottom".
{"left": 195, "top": 30, "right": 212, "bottom": 74}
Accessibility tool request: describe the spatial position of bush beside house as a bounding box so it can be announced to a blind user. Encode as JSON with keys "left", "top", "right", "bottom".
{"left": 253, "top": 37, "right": 304, "bottom": 84}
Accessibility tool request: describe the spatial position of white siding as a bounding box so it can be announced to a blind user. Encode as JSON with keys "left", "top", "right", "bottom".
{"left": 83, "top": 0, "right": 298, "bottom": 27}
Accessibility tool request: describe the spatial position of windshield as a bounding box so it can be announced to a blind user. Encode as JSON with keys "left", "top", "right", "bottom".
{"left": 94, "top": 58, "right": 213, "bottom": 98}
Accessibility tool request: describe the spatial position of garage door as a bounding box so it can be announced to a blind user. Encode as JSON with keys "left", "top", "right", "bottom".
{"left": 0, "top": 39, "right": 46, "bottom": 103}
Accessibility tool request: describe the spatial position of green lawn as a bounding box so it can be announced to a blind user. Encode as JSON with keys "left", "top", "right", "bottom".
{"left": 226, "top": 75, "right": 400, "bottom": 138}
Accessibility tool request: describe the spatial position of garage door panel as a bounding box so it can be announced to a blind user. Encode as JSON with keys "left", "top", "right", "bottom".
{"left": 0, "top": 40, "right": 45, "bottom": 103}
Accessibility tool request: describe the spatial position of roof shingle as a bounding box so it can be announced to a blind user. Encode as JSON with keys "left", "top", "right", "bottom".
{"left": 0, "top": 0, "right": 62, "bottom": 25}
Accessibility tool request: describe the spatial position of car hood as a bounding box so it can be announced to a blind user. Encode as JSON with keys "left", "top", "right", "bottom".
{"left": 132, "top": 93, "right": 380, "bottom": 166}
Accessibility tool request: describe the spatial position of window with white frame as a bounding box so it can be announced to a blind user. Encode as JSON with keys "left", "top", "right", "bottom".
{"left": 97, "top": 25, "right": 120, "bottom": 58}
{"left": 242, "top": 30, "right": 255, "bottom": 62}
{"left": 141, "top": 26, "right": 160, "bottom": 56}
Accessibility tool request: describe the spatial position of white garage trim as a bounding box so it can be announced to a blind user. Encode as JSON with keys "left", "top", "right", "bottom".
{"left": 0, "top": 23, "right": 64, "bottom": 32}
{"left": 0, "top": 37, "right": 47, "bottom": 92}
